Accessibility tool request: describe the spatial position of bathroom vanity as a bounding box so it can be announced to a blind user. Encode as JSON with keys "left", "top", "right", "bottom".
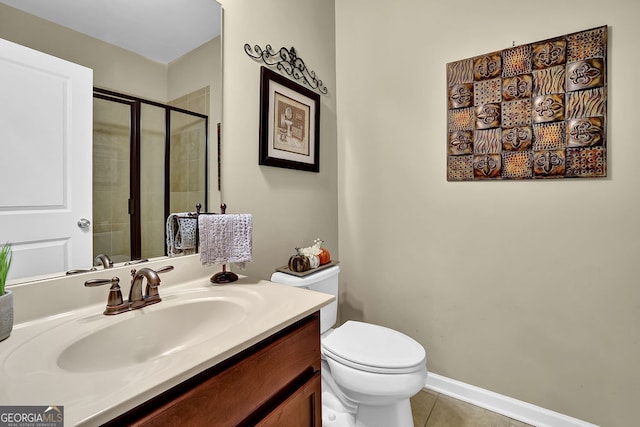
{"left": 106, "top": 313, "right": 322, "bottom": 426}
{"left": 0, "top": 255, "right": 333, "bottom": 426}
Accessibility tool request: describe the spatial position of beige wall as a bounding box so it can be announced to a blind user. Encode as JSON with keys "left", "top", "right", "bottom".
{"left": 0, "top": 4, "right": 168, "bottom": 101}
{"left": 218, "top": 0, "right": 338, "bottom": 278}
{"left": 335, "top": 1, "right": 639, "bottom": 426}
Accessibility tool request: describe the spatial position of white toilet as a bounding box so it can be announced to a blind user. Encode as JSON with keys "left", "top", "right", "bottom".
{"left": 270, "top": 265, "right": 427, "bottom": 427}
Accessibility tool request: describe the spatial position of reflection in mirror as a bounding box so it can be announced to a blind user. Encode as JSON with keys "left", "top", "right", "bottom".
{"left": 93, "top": 90, "right": 208, "bottom": 264}
{"left": 0, "top": 1, "right": 222, "bottom": 284}
{"left": 93, "top": 96, "right": 132, "bottom": 264}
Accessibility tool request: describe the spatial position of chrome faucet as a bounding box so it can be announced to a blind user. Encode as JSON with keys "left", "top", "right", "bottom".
{"left": 94, "top": 253, "right": 114, "bottom": 269}
{"left": 85, "top": 265, "right": 174, "bottom": 315}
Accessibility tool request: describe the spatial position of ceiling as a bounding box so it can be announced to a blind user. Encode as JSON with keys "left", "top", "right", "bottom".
{"left": 0, "top": 0, "right": 221, "bottom": 64}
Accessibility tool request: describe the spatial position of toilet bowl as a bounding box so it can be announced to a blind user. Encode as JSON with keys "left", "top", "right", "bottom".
{"left": 270, "top": 265, "right": 427, "bottom": 427}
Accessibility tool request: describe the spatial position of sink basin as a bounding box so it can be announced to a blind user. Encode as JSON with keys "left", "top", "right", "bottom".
{"left": 56, "top": 299, "right": 246, "bottom": 372}
{"left": 0, "top": 271, "right": 335, "bottom": 427}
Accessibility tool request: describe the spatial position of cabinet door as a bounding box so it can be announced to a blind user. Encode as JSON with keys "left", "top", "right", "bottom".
{"left": 117, "top": 314, "right": 321, "bottom": 427}
{"left": 256, "top": 372, "right": 321, "bottom": 427}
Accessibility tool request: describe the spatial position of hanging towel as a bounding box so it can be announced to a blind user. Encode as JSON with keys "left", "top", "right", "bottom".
{"left": 198, "top": 214, "right": 252, "bottom": 268}
{"left": 166, "top": 213, "right": 197, "bottom": 257}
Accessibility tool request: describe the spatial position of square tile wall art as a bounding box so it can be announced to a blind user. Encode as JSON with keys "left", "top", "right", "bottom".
{"left": 446, "top": 26, "right": 607, "bottom": 181}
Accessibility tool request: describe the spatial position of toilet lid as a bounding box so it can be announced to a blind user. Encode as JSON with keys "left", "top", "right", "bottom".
{"left": 321, "top": 321, "right": 426, "bottom": 374}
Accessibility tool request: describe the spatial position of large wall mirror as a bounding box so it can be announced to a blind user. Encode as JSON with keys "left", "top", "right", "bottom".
{"left": 0, "top": 0, "right": 222, "bottom": 283}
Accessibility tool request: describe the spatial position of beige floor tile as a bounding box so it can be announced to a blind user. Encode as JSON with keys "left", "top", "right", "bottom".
{"left": 424, "top": 394, "right": 533, "bottom": 427}
{"left": 411, "top": 390, "right": 438, "bottom": 427}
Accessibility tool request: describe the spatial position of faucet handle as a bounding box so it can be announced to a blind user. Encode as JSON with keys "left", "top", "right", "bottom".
{"left": 124, "top": 258, "right": 149, "bottom": 266}
{"left": 129, "top": 265, "right": 174, "bottom": 279}
{"left": 67, "top": 267, "right": 97, "bottom": 275}
{"left": 84, "top": 277, "right": 120, "bottom": 287}
{"left": 105, "top": 279, "right": 124, "bottom": 307}
{"left": 156, "top": 265, "right": 174, "bottom": 274}
{"left": 85, "top": 277, "right": 128, "bottom": 315}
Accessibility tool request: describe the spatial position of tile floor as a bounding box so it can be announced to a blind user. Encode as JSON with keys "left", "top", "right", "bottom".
{"left": 410, "top": 389, "right": 534, "bottom": 427}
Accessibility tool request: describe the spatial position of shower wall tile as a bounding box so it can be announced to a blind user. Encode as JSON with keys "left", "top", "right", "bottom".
{"left": 169, "top": 86, "right": 210, "bottom": 116}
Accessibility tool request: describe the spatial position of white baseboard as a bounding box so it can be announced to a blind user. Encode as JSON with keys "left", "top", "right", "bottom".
{"left": 424, "top": 372, "right": 599, "bottom": 427}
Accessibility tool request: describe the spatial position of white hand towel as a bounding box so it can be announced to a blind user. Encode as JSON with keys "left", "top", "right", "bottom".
{"left": 198, "top": 214, "right": 253, "bottom": 267}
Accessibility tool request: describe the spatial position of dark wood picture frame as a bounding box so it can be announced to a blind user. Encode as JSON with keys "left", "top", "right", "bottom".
{"left": 259, "top": 66, "right": 320, "bottom": 172}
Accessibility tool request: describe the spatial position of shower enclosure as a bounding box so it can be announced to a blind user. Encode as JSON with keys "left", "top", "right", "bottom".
{"left": 93, "top": 88, "right": 208, "bottom": 263}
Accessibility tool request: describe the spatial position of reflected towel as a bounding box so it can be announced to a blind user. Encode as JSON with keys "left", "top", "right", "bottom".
{"left": 198, "top": 214, "right": 252, "bottom": 267}
{"left": 166, "top": 213, "right": 197, "bottom": 257}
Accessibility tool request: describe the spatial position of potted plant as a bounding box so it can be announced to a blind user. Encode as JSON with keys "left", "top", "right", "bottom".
{"left": 0, "top": 243, "right": 13, "bottom": 341}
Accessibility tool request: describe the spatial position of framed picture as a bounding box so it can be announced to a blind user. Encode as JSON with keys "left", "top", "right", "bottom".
{"left": 446, "top": 26, "right": 607, "bottom": 181}
{"left": 259, "top": 66, "right": 320, "bottom": 172}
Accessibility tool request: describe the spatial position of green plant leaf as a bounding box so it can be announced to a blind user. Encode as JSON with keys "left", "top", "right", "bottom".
{"left": 0, "top": 243, "right": 12, "bottom": 295}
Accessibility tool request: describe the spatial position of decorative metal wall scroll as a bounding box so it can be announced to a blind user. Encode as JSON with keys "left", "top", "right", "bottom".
{"left": 245, "top": 44, "right": 328, "bottom": 95}
{"left": 446, "top": 26, "right": 607, "bottom": 181}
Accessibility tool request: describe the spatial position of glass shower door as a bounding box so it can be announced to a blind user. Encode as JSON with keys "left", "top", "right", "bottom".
{"left": 92, "top": 97, "right": 132, "bottom": 263}
{"left": 169, "top": 110, "right": 207, "bottom": 215}
{"left": 139, "top": 104, "right": 166, "bottom": 259}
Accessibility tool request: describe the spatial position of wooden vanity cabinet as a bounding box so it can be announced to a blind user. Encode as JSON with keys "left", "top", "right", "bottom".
{"left": 103, "top": 313, "right": 322, "bottom": 427}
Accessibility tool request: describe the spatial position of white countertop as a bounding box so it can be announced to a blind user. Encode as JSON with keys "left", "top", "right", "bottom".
{"left": 0, "top": 256, "right": 334, "bottom": 426}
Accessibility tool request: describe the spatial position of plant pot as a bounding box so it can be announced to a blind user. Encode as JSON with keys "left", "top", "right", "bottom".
{"left": 0, "top": 290, "right": 13, "bottom": 341}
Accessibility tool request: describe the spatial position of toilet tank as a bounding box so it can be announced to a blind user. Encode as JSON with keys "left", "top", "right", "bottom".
{"left": 270, "top": 265, "right": 340, "bottom": 334}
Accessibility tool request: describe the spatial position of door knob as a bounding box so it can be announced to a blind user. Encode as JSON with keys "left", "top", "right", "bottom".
{"left": 77, "top": 218, "right": 91, "bottom": 229}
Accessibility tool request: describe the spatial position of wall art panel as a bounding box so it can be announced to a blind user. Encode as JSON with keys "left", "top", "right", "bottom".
{"left": 446, "top": 26, "right": 607, "bottom": 181}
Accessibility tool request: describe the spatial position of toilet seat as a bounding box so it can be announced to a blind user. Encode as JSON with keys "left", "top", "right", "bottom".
{"left": 322, "top": 321, "right": 426, "bottom": 374}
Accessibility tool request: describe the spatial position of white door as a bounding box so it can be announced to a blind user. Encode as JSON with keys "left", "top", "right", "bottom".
{"left": 0, "top": 38, "right": 93, "bottom": 281}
